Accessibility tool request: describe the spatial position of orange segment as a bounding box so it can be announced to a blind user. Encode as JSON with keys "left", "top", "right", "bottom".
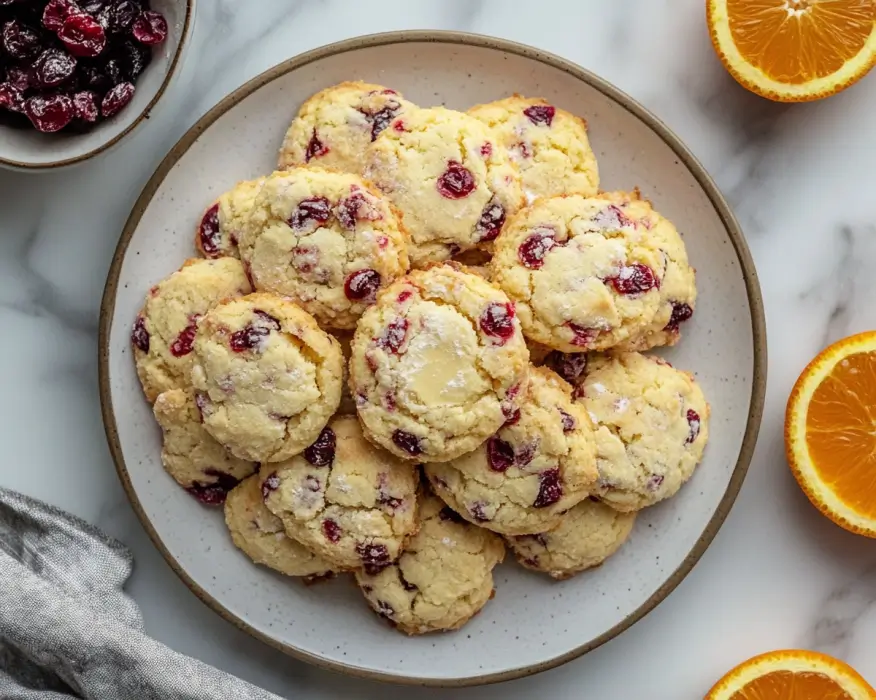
{"left": 707, "top": 0, "right": 876, "bottom": 102}
{"left": 785, "top": 332, "right": 876, "bottom": 537}
{"left": 707, "top": 650, "right": 876, "bottom": 700}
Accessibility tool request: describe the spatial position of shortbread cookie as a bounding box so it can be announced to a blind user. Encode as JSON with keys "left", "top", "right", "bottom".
{"left": 363, "top": 106, "right": 525, "bottom": 267}
{"left": 277, "top": 81, "right": 415, "bottom": 174}
{"left": 191, "top": 293, "right": 344, "bottom": 463}
{"left": 577, "top": 352, "right": 709, "bottom": 511}
{"left": 224, "top": 475, "right": 333, "bottom": 578}
{"left": 262, "top": 416, "right": 419, "bottom": 573}
{"left": 153, "top": 389, "right": 257, "bottom": 504}
{"left": 468, "top": 95, "right": 599, "bottom": 202}
{"left": 424, "top": 367, "right": 597, "bottom": 536}
{"left": 490, "top": 193, "right": 671, "bottom": 352}
{"left": 132, "top": 258, "right": 252, "bottom": 403}
{"left": 506, "top": 498, "right": 636, "bottom": 579}
{"left": 350, "top": 264, "right": 530, "bottom": 463}
{"left": 238, "top": 167, "right": 410, "bottom": 329}
{"left": 195, "top": 177, "right": 266, "bottom": 259}
{"left": 355, "top": 494, "right": 505, "bottom": 634}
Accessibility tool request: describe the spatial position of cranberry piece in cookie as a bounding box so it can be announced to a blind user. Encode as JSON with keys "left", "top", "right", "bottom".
{"left": 376, "top": 318, "right": 409, "bottom": 354}
{"left": 686, "top": 409, "right": 701, "bottom": 445}
{"left": 487, "top": 436, "right": 515, "bottom": 472}
{"left": 131, "top": 315, "right": 149, "bottom": 353}
{"left": 436, "top": 161, "right": 475, "bottom": 199}
{"left": 533, "top": 468, "right": 563, "bottom": 508}
{"left": 289, "top": 196, "right": 332, "bottom": 230}
{"left": 608, "top": 263, "right": 658, "bottom": 296}
{"left": 391, "top": 429, "right": 422, "bottom": 456}
{"left": 665, "top": 301, "right": 694, "bottom": 332}
{"left": 523, "top": 104, "right": 555, "bottom": 126}
{"left": 475, "top": 199, "right": 506, "bottom": 242}
{"left": 344, "top": 269, "right": 381, "bottom": 303}
{"left": 198, "top": 203, "right": 221, "bottom": 257}
{"left": 169, "top": 316, "right": 199, "bottom": 357}
{"left": 303, "top": 426, "right": 336, "bottom": 466}
{"left": 304, "top": 129, "right": 328, "bottom": 162}
{"left": 517, "top": 229, "right": 556, "bottom": 269}
{"left": 479, "top": 302, "right": 516, "bottom": 343}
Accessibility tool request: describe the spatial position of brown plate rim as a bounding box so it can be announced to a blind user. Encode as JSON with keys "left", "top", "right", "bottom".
{"left": 98, "top": 29, "right": 767, "bottom": 688}
{"left": 0, "top": 0, "right": 195, "bottom": 170}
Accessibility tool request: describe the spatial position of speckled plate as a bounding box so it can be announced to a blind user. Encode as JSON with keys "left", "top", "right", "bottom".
{"left": 99, "top": 31, "right": 766, "bottom": 686}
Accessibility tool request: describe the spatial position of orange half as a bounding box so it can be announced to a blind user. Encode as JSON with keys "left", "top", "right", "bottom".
{"left": 707, "top": 0, "right": 876, "bottom": 102}
{"left": 785, "top": 331, "right": 876, "bottom": 537}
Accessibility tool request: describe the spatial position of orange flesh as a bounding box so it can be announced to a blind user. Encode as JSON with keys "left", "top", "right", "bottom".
{"left": 806, "top": 350, "right": 876, "bottom": 517}
{"left": 729, "top": 670, "right": 854, "bottom": 699}
{"left": 726, "top": 0, "right": 875, "bottom": 84}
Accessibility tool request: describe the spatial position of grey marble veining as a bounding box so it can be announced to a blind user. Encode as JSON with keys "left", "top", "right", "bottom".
{"left": 2, "top": 0, "right": 876, "bottom": 697}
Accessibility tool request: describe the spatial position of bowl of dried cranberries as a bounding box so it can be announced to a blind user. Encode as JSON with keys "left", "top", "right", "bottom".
{"left": 0, "top": 0, "right": 193, "bottom": 169}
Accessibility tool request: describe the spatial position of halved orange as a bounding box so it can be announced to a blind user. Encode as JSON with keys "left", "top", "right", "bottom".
{"left": 707, "top": 650, "right": 876, "bottom": 699}
{"left": 785, "top": 331, "right": 876, "bottom": 538}
{"left": 707, "top": 0, "right": 876, "bottom": 102}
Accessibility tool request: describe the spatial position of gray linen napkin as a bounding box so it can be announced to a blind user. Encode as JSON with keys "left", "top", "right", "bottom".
{"left": 0, "top": 488, "right": 284, "bottom": 700}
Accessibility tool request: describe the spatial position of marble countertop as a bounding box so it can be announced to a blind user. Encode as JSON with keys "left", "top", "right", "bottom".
{"left": 3, "top": 0, "right": 876, "bottom": 697}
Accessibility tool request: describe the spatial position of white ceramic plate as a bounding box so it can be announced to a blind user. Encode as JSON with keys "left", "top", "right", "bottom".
{"left": 99, "top": 32, "right": 766, "bottom": 686}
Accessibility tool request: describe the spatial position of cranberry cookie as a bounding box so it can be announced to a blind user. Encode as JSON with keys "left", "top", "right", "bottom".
{"left": 261, "top": 415, "right": 419, "bottom": 573}
{"left": 355, "top": 494, "right": 505, "bottom": 635}
{"left": 191, "top": 293, "right": 344, "bottom": 463}
{"left": 468, "top": 95, "right": 599, "bottom": 202}
{"left": 349, "top": 264, "right": 530, "bottom": 463}
{"left": 577, "top": 352, "right": 709, "bottom": 511}
{"left": 490, "top": 192, "right": 673, "bottom": 352}
{"left": 132, "top": 257, "right": 252, "bottom": 403}
{"left": 195, "top": 177, "right": 266, "bottom": 259}
{"left": 238, "top": 167, "right": 410, "bottom": 330}
{"left": 363, "top": 107, "right": 525, "bottom": 267}
{"left": 277, "top": 81, "right": 415, "bottom": 174}
{"left": 153, "top": 389, "right": 257, "bottom": 505}
{"left": 424, "top": 367, "right": 597, "bottom": 536}
{"left": 506, "top": 498, "right": 636, "bottom": 580}
{"left": 224, "top": 475, "right": 333, "bottom": 579}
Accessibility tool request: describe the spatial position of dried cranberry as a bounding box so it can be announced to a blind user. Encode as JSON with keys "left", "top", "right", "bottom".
{"left": 58, "top": 13, "right": 106, "bottom": 57}
{"left": 558, "top": 408, "right": 576, "bottom": 433}
{"left": 436, "top": 161, "right": 475, "bottom": 199}
{"left": 33, "top": 48, "right": 76, "bottom": 88}
{"left": 566, "top": 322, "right": 597, "bottom": 348}
{"left": 71, "top": 90, "right": 98, "bottom": 121}
{"left": 304, "top": 129, "right": 328, "bottom": 161}
{"left": 100, "top": 81, "right": 134, "bottom": 117}
{"left": 378, "top": 490, "right": 402, "bottom": 510}
{"left": 545, "top": 351, "right": 587, "bottom": 383}
{"left": 439, "top": 506, "right": 464, "bottom": 523}
{"left": 185, "top": 469, "right": 240, "bottom": 506}
{"left": 391, "top": 429, "right": 422, "bottom": 456}
{"left": 647, "top": 474, "right": 665, "bottom": 491}
{"left": 25, "top": 93, "right": 74, "bottom": 132}
{"left": 480, "top": 142, "right": 492, "bottom": 157}
{"left": 533, "top": 468, "right": 563, "bottom": 508}
{"left": 322, "top": 518, "right": 342, "bottom": 543}
{"left": 479, "top": 302, "right": 515, "bottom": 343}
{"left": 336, "top": 191, "right": 379, "bottom": 229}
{"left": 169, "top": 317, "right": 198, "bottom": 357}
{"left": 486, "top": 436, "right": 514, "bottom": 472}
{"left": 0, "top": 83, "right": 23, "bottom": 112}
{"left": 397, "top": 289, "right": 413, "bottom": 304}
{"left": 344, "top": 269, "right": 381, "bottom": 303}
{"left": 357, "top": 542, "right": 391, "bottom": 575}
{"left": 594, "top": 204, "right": 634, "bottom": 230}
{"left": 131, "top": 315, "right": 149, "bottom": 352}
{"left": 362, "top": 99, "right": 401, "bottom": 140}
{"left": 475, "top": 199, "right": 506, "bottom": 242}
{"left": 5, "top": 66, "right": 32, "bottom": 91}
{"left": 42, "top": 0, "right": 81, "bottom": 32}
{"left": 523, "top": 104, "right": 556, "bottom": 126}
{"left": 105, "top": 0, "right": 140, "bottom": 33}
{"left": 117, "top": 38, "right": 150, "bottom": 79}
{"left": 303, "top": 427, "right": 336, "bottom": 467}
{"left": 608, "top": 263, "right": 658, "bottom": 296}
{"left": 686, "top": 409, "right": 701, "bottom": 445}
{"left": 131, "top": 10, "right": 166, "bottom": 45}
{"left": 518, "top": 230, "right": 557, "bottom": 269}
{"left": 665, "top": 302, "right": 693, "bottom": 332}
{"left": 261, "top": 472, "right": 280, "bottom": 501}
{"left": 2, "top": 21, "right": 42, "bottom": 61}
{"left": 230, "top": 324, "right": 268, "bottom": 353}
{"left": 289, "top": 196, "right": 331, "bottom": 229}
{"left": 376, "top": 318, "right": 408, "bottom": 354}
{"left": 515, "top": 441, "right": 537, "bottom": 467}
{"left": 198, "top": 203, "right": 221, "bottom": 257}
{"left": 469, "top": 501, "right": 490, "bottom": 522}
{"left": 80, "top": 0, "right": 106, "bottom": 14}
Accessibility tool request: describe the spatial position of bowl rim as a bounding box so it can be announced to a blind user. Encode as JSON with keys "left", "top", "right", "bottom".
{"left": 0, "top": 0, "right": 195, "bottom": 170}
{"left": 98, "top": 29, "right": 768, "bottom": 688}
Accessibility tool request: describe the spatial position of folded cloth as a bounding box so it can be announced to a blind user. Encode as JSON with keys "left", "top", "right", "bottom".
{"left": 0, "top": 488, "right": 284, "bottom": 700}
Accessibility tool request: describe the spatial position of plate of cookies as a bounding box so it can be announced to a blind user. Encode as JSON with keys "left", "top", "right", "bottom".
{"left": 99, "top": 31, "right": 766, "bottom": 686}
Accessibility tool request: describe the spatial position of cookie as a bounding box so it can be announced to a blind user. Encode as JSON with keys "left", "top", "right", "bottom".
{"left": 363, "top": 106, "right": 525, "bottom": 267}
{"left": 349, "top": 264, "right": 530, "bottom": 463}
{"left": 576, "top": 352, "right": 709, "bottom": 511}
{"left": 261, "top": 415, "right": 419, "bottom": 573}
{"left": 238, "top": 167, "right": 410, "bottom": 330}
{"left": 468, "top": 95, "right": 599, "bottom": 203}
{"left": 224, "top": 475, "right": 333, "bottom": 579}
{"left": 153, "top": 389, "right": 257, "bottom": 505}
{"left": 132, "top": 257, "right": 252, "bottom": 403}
{"left": 355, "top": 494, "right": 505, "bottom": 634}
{"left": 506, "top": 498, "right": 636, "bottom": 580}
{"left": 424, "top": 366, "right": 597, "bottom": 535}
{"left": 191, "top": 293, "right": 344, "bottom": 463}
{"left": 490, "top": 192, "right": 670, "bottom": 352}
{"left": 195, "top": 177, "right": 266, "bottom": 259}
{"left": 277, "top": 81, "right": 415, "bottom": 174}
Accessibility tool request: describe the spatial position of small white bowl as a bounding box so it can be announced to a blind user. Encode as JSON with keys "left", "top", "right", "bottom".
{"left": 0, "top": 0, "right": 194, "bottom": 171}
